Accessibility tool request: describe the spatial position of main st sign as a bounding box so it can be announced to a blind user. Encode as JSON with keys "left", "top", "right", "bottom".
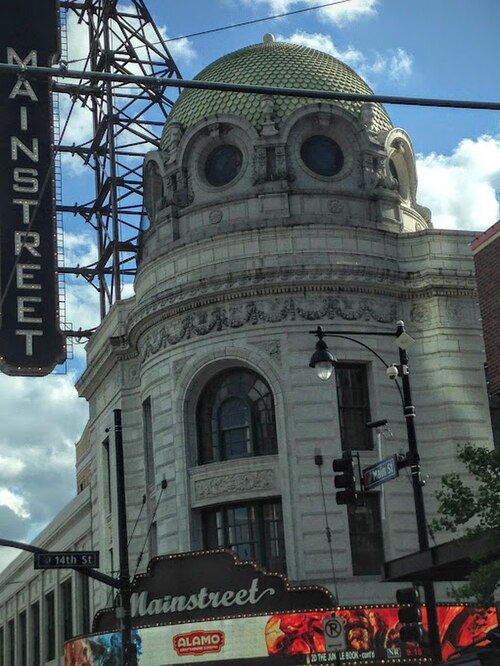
{"left": 0, "top": 0, "right": 65, "bottom": 375}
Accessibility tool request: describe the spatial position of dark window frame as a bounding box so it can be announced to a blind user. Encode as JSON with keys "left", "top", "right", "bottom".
{"left": 30, "top": 601, "right": 40, "bottom": 666}
{"left": 347, "top": 493, "right": 384, "bottom": 575}
{"left": 204, "top": 144, "right": 243, "bottom": 187}
{"left": 202, "top": 499, "right": 286, "bottom": 574}
{"left": 335, "top": 362, "right": 373, "bottom": 451}
{"left": 7, "top": 619, "right": 14, "bottom": 666}
{"left": 102, "top": 437, "right": 112, "bottom": 514}
{"left": 142, "top": 397, "right": 155, "bottom": 488}
{"left": 79, "top": 574, "right": 90, "bottom": 636}
{"left": 197, "top": 368, "right": 278, "bottom": 464}
{"left": 300, "top": 134, "right": 344, "bottom": 177}
{"left": 45, "top": 591, "right": 55, "bottom": 662}
{"left": 60, "top": 578, "right": 73, "bottom": 642}
{"left": 19, "top": 611, "right": 27, "bottom": 666}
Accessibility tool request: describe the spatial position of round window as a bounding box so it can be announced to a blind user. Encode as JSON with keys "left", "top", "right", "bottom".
{"left": 300, "top": 135, "right": 343, "bottom": 177}
{"left": 205, "top": 145, "right": 243, "bottom": 187}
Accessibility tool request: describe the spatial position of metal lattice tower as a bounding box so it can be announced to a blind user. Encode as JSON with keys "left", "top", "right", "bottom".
{"left": 57, "top": 0, "right": 182, "bottom": 320}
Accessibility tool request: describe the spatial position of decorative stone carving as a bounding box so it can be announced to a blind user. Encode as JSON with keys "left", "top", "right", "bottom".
{"left": 329, "top": 199, "right": 345, "bottom": 214}
{"left": 194, "top": 469, "right": 276, "bottom": 500}
{"left": 274, "top": 145, "right": 288, "bottom": 180}
{"left": 316, "top": 112, "right": 333, "bottom": 128}
{"left": 360, "top": 102, "right": 376, "bottom": 132}
{"left": 140, "top": 296, "right": 398, "bottom": 360}
{"left": 360, "top": 102, "right": 384, "bottom": 145}
{"left": 168, "top": 120, "right": 183, "bottom": 148}
{"left": 143, "top": 160, "right": 163, "bottom": 224}
{"left": 362, "top": 153, "right": 397, "bottom": 191}
{"left": 167, "top": 120, "right": 183, "bottom": 163}
{"left": 410, "top": 304, "right": 432, "bottom": 323}
{"left": 251, "top": 146, "right": 265, "bottom": 185}
{"left": 255, "top": 339, "right": 281, "bottom": 364}
{"left": 260, "top": 96, "right": 279, "bottom": 136}
{"left": 209, "top": 209, "right": 223, "bottom": 224}
{"left": 173, "top": 358, "right": 185, "bottom": 378}
{"left": 208, "top": 123, "right": 221, "bottom": 138}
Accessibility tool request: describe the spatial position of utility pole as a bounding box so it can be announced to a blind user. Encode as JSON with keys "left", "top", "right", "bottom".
{"left": 397, "top": 322, "right": 442, "bottom": 664}
{"left": 114, "top": 409, "right": 137, "bottom": 666}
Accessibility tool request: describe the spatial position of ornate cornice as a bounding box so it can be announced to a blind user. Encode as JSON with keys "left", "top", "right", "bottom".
{"left": 139, "top": 295, "right": 398, "bottom": 360}
{"left": 129, "top": 264, "right": 477, "bottom": 348}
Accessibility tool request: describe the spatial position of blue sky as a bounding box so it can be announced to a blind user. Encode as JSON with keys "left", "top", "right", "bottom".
{"left": 1, "top": 0, "right": 499, "bottom": 572}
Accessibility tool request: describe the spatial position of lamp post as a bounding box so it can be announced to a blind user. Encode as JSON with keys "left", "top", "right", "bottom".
{"left": 309, "top": 321, "right": 442, "bottom": 664}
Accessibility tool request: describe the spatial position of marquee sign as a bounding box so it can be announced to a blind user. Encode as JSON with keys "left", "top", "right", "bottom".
{"left": 93, "top": 550, "right": 335, "bottom": 632}
{"left": 78, "top": 550, "right": 499, "bottom": 665}
{"left": 67, "top": 603, "right": 498, "bottom": 665}
{"left": 0, "top": 0, "right": 65, "bottom": 375}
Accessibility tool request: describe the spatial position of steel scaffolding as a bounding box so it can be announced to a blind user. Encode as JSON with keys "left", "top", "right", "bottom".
{"left": 57, "top": 0, "right": 182, "bottom": 321}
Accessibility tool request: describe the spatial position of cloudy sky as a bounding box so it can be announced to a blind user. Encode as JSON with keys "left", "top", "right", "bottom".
{"left": 1, "top": 0, "right": 499, "bottom": 571}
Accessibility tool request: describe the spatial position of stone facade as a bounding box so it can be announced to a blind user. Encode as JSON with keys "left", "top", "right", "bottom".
{"left": 0, "top": 38, "right": 494, "bottom": 664}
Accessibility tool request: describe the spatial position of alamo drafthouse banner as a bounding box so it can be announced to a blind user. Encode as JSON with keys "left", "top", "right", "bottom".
{"left": 64, "top": 550, "right": 499, "bottom": 665}
{"left": 0, "top": 0, "right": 65, "bottom": 375}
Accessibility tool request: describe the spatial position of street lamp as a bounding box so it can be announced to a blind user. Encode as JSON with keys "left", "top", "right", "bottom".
{"left": 309, "top": 320, "right": 442, "bottom": 664}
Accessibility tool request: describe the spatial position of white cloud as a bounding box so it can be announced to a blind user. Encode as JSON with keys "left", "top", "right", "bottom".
{"left": 62, "top": 232, "right": 99, "bottom": 269}
{"left": 283, "top": 31, "right": 413, "bottom": 86}
{"left": 416, "top": 135, "right": 500, "bottom": 231}
{"left": 241, "top": 0, "right": 378, "bottom": 26}
{"left": 0, "top": 489, "right": 29, "bottom": 518}
{"left": 0, "top": 373, "right": 88, "bottom": 570}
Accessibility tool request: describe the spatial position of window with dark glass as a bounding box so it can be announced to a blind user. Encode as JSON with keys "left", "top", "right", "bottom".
{"left": 348, "top": 493, "right": 384, "bottom": 575}
{"left": 102, "top": 437, "right": 112, "bottom": 514}
{"left": 335, "top": 363, "right": 372, "bottom": 450}
{"left": 45, "top": 591, "right": 55, "bottom": 662}
{"left": 19, "top": 611, "right": 27, "bottom": 666}
{"left": 79, "top": 574, "right": 90, "bottom": 635}
{"left": 202, "top": 500, "right": 286, "bottom": 574}
{"left": 0, "top": 625, "right": 4, "bottom": 666}
{"left": 197, "top": 368, "right": 277, "bottom": 463}
{"left": 205, "top": 144, "right": 242, "bottom": 186}
{"left": 300, "top": 135, "right": 343, "bottom": 176}
{"left": 143, "top": 397, "right": 155, "bottom": 489}
{"left": 60, "top": 578, "right": 73, "bottom": 641}
{"left": 31, "top": 601, "right": 40, "bottom": 666}
{"left": 7, "top": 619, "right": 14, "bottom": 666}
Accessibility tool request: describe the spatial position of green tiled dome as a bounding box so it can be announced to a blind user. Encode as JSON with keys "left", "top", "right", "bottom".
{"left": 161, "top": 39, "right": 392, "bottom": 149}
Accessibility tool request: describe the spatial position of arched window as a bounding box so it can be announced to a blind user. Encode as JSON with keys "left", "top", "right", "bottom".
{"left": 197, "top": 368, "right": 278, "bottom": 463}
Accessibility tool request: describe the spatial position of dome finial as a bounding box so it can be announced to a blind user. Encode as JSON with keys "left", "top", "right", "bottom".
{"left": 263, "top": 33, "right": 275, "bottom": 44}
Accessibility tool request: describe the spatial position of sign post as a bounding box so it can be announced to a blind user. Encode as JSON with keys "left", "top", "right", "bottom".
{"left": 362, "top": 455, "right": 400, "bottom": 491}
{"left": 323, "top": 617, "right": 346, "bottom": 652}
{"left": 34, "top": 551, "right": 100, "bottom": 569}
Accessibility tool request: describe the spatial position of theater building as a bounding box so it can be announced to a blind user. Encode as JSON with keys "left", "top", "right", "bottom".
{"left": 0, "top": 37, "right": 495, "bottom": 664}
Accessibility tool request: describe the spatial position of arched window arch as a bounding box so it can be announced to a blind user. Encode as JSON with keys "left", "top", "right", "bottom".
{"left": 196, "top": 367, "right": 278, "bottom": 464}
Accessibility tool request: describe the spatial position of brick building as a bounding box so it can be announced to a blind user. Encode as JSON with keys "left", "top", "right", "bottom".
{"left": 472, "top": 219, "right": 500, "bottom": 446}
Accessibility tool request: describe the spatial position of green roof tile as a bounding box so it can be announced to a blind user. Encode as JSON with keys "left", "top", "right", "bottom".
{"left": 161, "top": 40, "right": 392, "bottom": 150}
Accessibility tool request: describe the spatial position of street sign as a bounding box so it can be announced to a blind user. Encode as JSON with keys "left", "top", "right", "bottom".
{"left": 323, "top": 617, "right": 346, "bottom": 651}
{"left": 34, "top": 551, "right": 100, "bottom": 569}
{"left": 363, "top": 455, "right": 399, "bottom": 491}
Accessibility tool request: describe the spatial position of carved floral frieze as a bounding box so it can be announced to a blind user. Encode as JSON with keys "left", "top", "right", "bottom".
{"left": 140, "top": 295, "right": 398, "bottom": 360}
{"left": 193, "top": 468, "right": 276, "bottom": 502}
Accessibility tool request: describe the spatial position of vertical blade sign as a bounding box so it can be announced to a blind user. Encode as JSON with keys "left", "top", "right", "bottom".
{"left": 0, "top": 0, "right": 65, "bottom": 375}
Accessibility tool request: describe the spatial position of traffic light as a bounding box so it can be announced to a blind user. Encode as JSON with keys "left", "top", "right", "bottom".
{"left": 396, "top": 587, "right": 423, "bottom": 643}
{"left": 333, "top": 452, "right": 356, "bottom": 505}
